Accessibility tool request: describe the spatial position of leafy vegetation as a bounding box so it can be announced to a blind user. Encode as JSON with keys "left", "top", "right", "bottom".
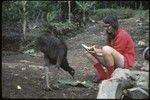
{"left": 2, "top": 1, "right": 149, "bottom": 51}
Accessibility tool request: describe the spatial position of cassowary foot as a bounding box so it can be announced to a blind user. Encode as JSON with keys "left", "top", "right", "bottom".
{"left": 51, "top": 84, "right": 60, "bottom": 90}
{"left": 44, "top": 86, "right": 53, "bottom": 91}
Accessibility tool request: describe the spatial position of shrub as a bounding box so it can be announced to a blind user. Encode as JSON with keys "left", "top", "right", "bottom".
{"left": 116, "top": 7, "right": 134, "bottom": 19}
{"left": 92, "top": 8, "right": 135, "bottom": 20}
{"left": 134, "top": 10, "right": 149, "bottom": 19}
{"left": 94, "top": 8, "right": 117, "bottom": 20}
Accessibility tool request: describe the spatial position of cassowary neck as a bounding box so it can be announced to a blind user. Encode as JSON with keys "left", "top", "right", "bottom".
{"left": 61, "top": 60, "right": 72, "bottom": 73}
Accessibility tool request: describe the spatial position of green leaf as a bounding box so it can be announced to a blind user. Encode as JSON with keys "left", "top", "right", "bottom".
{"left": 76, "top": 1, "right": 95, "bottom": 11}
{"left": 23, "top": 49, "right": 35, "bottom": 54}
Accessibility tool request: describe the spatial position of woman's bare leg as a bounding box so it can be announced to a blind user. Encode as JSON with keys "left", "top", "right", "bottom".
{"left": 84, "top": 51, "right": 106, "bottom": 66}
{"left": 85, "top": 45, "right": 123, "bottom": 67}
{"left": 102, "top": 46, "right": 123, "bottom": 67}
{"left": 84, "top": 51, "right": 108, "bottom": 82}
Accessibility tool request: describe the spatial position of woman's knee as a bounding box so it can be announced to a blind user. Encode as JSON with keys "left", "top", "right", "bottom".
{"left": 102, "top": 46, "right": 123, "bottom": 65}
{"left": 102, "top": 46, "right": 113, "bottom": 55}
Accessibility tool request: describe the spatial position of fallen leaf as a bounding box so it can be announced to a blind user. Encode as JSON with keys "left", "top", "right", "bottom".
{"left": 8, "top": 66, "right": 16, "bottom": 69}
{"left": 23, "top": 49, "right": 35, "bottom": 54}
{"left": 20, "top": 60, "right": 30, "bottom": 63}
{"left": 29, "top": 65, "right": 43, "bottom": 69}
{"left": 21, "top": 67, "right": 26, "bottom": 70}
{"left": 17, "top": 85, "right": 22, "bottom": 90}
{"left": 14, "top": 74, "right": 19, "bottom": 76}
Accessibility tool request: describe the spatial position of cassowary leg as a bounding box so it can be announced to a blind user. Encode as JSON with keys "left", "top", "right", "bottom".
{"left": 44, "top": 66, "right": 52, "bottom": 90}
{"left": 43, "top": 55, "right": 52, "bottom": 90}
{"left": 51, "top": 67, "right": 60, "bottom": 90}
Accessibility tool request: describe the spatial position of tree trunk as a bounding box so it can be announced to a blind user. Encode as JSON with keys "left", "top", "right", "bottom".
{"left": 135, "top": 2, "right": 137, "bottom": 9}
{"left": 68, "top": 1, "right": 71, "bottom": 23}
{"left": 83, "top": 11, "right": 86, "bottom": 26}
{"left": 23, "top": 15, "right": 26, "bottom": 40}
{"left": 139, "top": 1, "right": 143, "bottom": 10}
{"left": 22, "top": 1, "right": 27, "bottom": 41}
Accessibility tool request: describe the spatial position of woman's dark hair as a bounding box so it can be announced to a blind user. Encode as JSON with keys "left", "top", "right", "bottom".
{"left": 103, "top": 15, "right": 119, "bottom": 45}
{"left": 103, "top": 15, "right": 119, "bottom": 30}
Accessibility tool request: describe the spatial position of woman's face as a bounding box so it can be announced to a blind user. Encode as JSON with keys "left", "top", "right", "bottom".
{"left": 103, "top": 23, "right": 114, "bottom": 33}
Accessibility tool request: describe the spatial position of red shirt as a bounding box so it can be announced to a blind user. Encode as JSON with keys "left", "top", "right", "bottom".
{"left": 111, "top": 27, "right": 135, "bottom": 69}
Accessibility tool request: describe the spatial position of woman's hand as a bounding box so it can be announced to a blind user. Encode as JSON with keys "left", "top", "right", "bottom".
{"left": 82, "top": 44, "right": 103, "bottom": 56}
{"left": 86, "top": 45, "right": 96, "bottom": 53}
{"left": 94, "top": 48, "right": 103, "bottom": 56}
{"left": 87, "top": 45, "right": 103, "bottom": 56}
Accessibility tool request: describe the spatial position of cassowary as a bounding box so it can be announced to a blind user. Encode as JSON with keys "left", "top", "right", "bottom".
{"left": 36, "top": 31, "right": 75, "bottom": 90}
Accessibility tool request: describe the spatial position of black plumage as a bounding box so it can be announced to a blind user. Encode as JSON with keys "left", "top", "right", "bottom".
{"left": 36, "top": 32, "right": 75, "bottom": 77}
{"left": 36, "top": 32, "right": 75, "bottom": 90}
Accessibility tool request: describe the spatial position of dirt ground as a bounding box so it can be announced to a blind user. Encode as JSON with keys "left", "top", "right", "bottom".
{"left": 2, "top": 17, "right": 149, "bottom": 99}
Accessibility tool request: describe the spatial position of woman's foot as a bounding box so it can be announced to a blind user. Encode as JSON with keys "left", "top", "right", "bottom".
{"left": 93, "top": 74, "right": 102, "bottom": 83}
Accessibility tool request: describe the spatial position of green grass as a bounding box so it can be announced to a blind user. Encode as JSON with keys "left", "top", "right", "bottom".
{"left": 93, "top": 8, "right": 149, "bottom": 20}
